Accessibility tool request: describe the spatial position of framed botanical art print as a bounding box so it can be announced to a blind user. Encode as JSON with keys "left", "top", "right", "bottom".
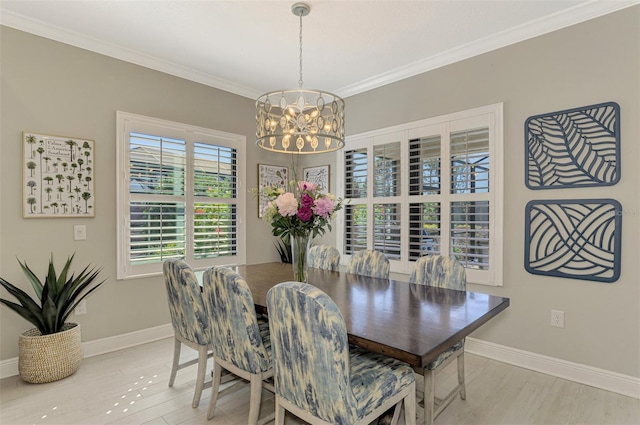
{"left": 258, "top": 164, "right": 288, "bottom": 217}
{"left": 23, "top": 132, "right": 95, "bottom": 218}
{"left": 302, "top": 165, "right": 330, "bottom": 193}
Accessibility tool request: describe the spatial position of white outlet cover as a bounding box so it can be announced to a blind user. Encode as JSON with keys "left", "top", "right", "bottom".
{"left": 74, "top": 225, "right": 86, "bottom": 240}
{"left": 551, "top": 310, "right": 565, "bottom": 328}
{"left": 75, "top": 299, "right": 87, "bottom": 315}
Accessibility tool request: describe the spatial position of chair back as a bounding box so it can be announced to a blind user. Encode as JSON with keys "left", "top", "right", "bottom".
{"left": 347, "top": 250, "right": 390, "bottom": 279}
{"left": 267, "top": 282, "right": 358, "bottom": 423}
{"left": 409, "top": 255, "right": 466, "bottom": 290}
{"left": 307, "top": 245, "right": 341, "bottom": 271}
{"left": 162, "top": 259, "right": 211, "bottom": 346}
{"left": 202, "top": 266, "right": 271, "bottom": 374}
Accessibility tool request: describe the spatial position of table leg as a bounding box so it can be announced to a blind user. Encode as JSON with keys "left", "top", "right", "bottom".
{"left": 423, "top": 369, "right": 435, "bottom": 425}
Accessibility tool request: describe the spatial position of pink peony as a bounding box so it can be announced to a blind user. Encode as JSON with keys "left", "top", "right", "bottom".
{"left": 275, "top": 192, "right": 298, "bottom": 216}
{"left": 297, "top": 206, "right": 313, "bottom": 222}
{"left": 301, "top": 193, "right": 314, "bottom": 208}
{"left": 313, "top": 197, "right": 335, "bottom": 218}
{"left": 297, "top": 181, "right": 317, "bottom": 193}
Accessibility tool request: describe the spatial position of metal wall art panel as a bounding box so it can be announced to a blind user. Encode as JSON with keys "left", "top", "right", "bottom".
{"left": 524, "top": 199, "right": 622, "bottom": 283}
{"left": 525, "top": 102, "right": 620, "bottom": 189}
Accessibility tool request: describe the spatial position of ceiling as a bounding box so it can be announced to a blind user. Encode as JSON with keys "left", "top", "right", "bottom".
{"left": 1, "top": 1, "right": 637, "bottom": 99}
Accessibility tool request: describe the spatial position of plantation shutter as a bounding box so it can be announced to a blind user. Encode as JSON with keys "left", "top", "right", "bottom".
{"left": 129, "top": 133, "right": 186, "bottom": 264}
{"left": 345, "top": 204, "right": 367, "bottom": 254}
{"left": 344, "top": 147, "right": 368, "bottom": 255}
{"left": 372, "top": 142, "right": 401, "bottom": 259}
{"left": 409, "top": 135, "right": 441, "bottom": 196}
{"left": 117, "top": 112, "right": 246, "bottom": 279}
{"left": 408, "top": 135, "right": 442, "bottom": 260}
{"left": 345, "top": 148, "right": 367, "bottom": 198}
{"left": 337, "top": 104, "right": 502, "bottom": 285}
{"left": 449, "top": 127, "right": 490, "bottom": 270}
{"left": 127, "top": 132, "right": 239, "bottom": 266}
{"left": 193, "top": 143, "right": 238, "bottom": 259}
{"left": 450, "top": 128, "right": 490, "bottom": 194}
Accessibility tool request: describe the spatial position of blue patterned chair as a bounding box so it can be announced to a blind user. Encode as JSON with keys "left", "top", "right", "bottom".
{"left": 347, "top": 250, "right": 390, "bottom": 279}
{"left": 307, "top": 244, "right": 341, "bottom": 271}
{"left": 267, "top": 281, "right": 416, "bottom": 425}
{"left": 409, "top": 255, "right": 467, "bottom": 425}
{"left": 202, "top": 266, "right": 274, "bottom": 425}
{"left": 162, "top": 259, "right": 212, "bottom": 408}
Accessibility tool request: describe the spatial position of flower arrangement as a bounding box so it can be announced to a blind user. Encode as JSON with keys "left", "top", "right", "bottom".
{"left": 261, "top": 181, "right": 343, "bottom": 240}
{"left": 261, "top": 181, "right": 342, "bottom": 281}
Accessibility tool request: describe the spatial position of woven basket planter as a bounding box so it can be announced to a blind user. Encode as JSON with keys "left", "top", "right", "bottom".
{"left": 18, "top": 323, "right": 83, "bottom": 383}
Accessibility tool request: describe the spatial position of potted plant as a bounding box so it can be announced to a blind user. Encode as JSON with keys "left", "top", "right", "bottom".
{"left": 0, "top": 253, "right": 104, "bottom": 383}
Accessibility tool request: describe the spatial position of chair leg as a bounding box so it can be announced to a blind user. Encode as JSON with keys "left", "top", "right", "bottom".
{"left": 207, "top": 361, "right": 223, "bottom": 420}
{"left": 248, "top": 374, "right": 263, "bottom": 425}
{"left": 274, "top": 398, "right": 285, "bottom": 425}
{"left": 423, "top": 369, "right": 435, "bottom": 425}
{"left": 457, "top": 352, "right": 466, "bottom": 400}
{"left": 405, "top": 384, "right": 417, "bottom": 425}
{"left": 168, "top": 337, "right": 181, "bottom": 387}
{"left": 389, "top": 401, "right": 402, "bottom": 425}
{"left": 192, "top": 345, "right": 209, "bottom": 407}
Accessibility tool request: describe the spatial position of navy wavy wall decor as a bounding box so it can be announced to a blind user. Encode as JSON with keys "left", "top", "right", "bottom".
{"left": 525, "top": 102, "right": 620, "bottom": 189}
{"left": 524, "top": 199, "right": 622, "bottom": 283}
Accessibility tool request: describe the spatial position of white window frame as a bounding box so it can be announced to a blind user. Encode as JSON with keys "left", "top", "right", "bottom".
{"left": 336, "top": 103, "right": 503, "bottom": 286}
{"left": 116, "top": 111, "right": 246, "bottom": 280}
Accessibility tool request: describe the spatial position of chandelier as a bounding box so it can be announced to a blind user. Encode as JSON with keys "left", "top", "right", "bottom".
{"left": 256, "top": 2, "right": 345, "bottom": 154}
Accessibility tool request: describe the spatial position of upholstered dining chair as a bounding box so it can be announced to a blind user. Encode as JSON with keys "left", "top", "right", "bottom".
{"left": 267, "top": 281, "right": 416, "bottom": 425}
{"left": 347, "top": 250, "right": 390, "bottom": 279}
{"left": 162, "top": 259, "right": 212, "bottom": 408}
{"left": 409, "top": 255, "right": 467, "bottom": 425}
{"left": 202, "top": 266, "right": 274, "bottom": 425}
{"left": 307, "top": 244, "right": 341, "bottom": 271}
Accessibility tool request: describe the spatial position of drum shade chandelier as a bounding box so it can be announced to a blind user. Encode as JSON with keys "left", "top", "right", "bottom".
{"left": 256, "top": 3, "right": 345, "bottom": 154}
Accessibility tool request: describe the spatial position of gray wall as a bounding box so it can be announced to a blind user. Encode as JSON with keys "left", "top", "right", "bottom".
{"left": 343, "top": 7, "right": 640, "bottom": 377}
{"left": 0, "top": 26, "right": 284, "bottom": 359}
{"left": 1, "top": 6, "right": 639, "bottom": 379}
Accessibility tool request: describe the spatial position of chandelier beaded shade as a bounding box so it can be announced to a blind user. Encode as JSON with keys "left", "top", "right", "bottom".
{"left": 256, "top": 3, "right": 345, "bottom": 154}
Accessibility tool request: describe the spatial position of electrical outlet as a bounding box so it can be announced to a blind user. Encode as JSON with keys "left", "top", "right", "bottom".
{"left": 551, "top": 309, "right": 564, "bottom": 328}
{"left": 75, "top": 299, "right": 87, "bottom": 315}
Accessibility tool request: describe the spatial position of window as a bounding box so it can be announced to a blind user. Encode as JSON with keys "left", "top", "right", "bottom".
{"left": 337, "top": 104, "right": 503, "bottom": 285}
{"left": 116, "top": 112, "right": 246, "bottom": 279}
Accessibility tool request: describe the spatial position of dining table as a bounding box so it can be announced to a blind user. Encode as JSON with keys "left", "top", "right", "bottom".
{"left": 227, "top": 262, "right": 510, "bottom": 424}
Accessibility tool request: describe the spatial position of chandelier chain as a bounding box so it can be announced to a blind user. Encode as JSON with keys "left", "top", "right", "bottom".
{"left": 298, "top": 12, "right": 303, "bottom": 88}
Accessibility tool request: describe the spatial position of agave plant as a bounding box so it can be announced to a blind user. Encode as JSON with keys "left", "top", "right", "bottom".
{"left": 0, "top": 254, "right": 105, "bottom": 335}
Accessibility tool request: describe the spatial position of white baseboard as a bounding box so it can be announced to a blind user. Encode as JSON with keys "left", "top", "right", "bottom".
{"left": 2, "top": 326, "right": 637, "bottom": 400}
{"left": 465, "top": 337, "right": 640, "bottom": 399}
{"left": 0, "top": 324, "right": 173, "bottom": 380}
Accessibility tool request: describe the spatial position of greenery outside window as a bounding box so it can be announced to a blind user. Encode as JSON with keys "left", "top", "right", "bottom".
{"left": 116, "top": 112, "right": 246, "bottom": 279}
{"left": 337, "top": 104, "right": 503, "bottom": 285}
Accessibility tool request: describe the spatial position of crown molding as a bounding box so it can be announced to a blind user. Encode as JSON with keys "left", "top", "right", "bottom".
{"left": 1, "top": 1, "right": 638, "bottom": 100}
{"left": 0, "top": 9, "right": 261, "bottom": 99}
{"left": 337, "top": 0, "right": 640, "bottom": 97}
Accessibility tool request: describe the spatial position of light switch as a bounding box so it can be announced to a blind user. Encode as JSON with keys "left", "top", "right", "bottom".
{"left": 74, "top": 225, "right": 87, "bottom": 241}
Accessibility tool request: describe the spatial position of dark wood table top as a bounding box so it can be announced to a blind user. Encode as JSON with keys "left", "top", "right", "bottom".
{"left": 231, "top": 262, "right": 510, "bottom": 370}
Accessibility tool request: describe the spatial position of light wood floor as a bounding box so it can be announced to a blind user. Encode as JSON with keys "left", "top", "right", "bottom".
{"left": 1, "top": 337, "right": 638, "bottom": 425}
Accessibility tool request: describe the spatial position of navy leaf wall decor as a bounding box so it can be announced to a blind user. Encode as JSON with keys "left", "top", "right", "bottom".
{"left": 525, "top": 102, "right": 620, "bottom": 189}
{"left": 525, "top": 199, "right": 622, "bottom": 283}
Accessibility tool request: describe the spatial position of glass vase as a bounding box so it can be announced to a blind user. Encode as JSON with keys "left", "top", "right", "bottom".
{"left": 291, "top": 233, "right": 311, "bottom": 282}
